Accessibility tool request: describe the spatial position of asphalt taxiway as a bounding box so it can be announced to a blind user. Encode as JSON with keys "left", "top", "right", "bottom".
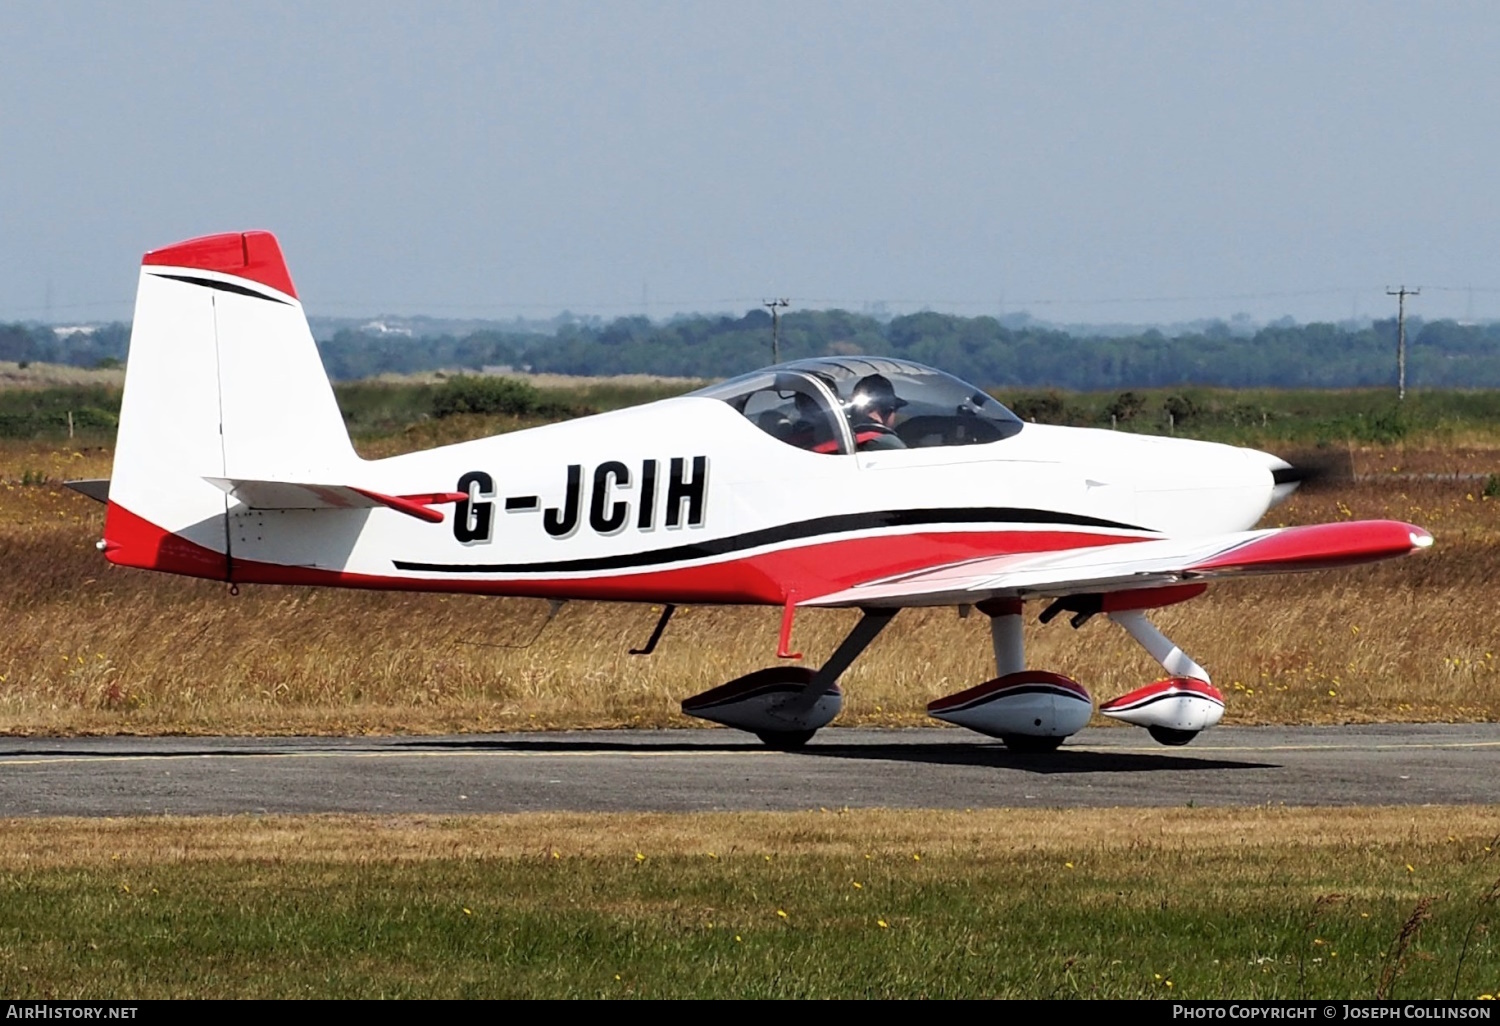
{"left": 1, "top": 724, "right": 1496, "bottom": 816}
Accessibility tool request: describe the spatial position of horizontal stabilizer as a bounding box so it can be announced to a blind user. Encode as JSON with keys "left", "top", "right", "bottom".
{"left": 205, "top": 477, "right": 467, "bottom": 524}
{"left": 65, "top": 479, "right": 110, "bottom": 503}
{"left": 802, "top": 519, "right": 1433, "bottom": 608}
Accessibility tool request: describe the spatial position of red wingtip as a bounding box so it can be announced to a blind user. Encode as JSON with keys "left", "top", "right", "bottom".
{"left": 142, "top": 230, "right": 298, "bottom": 299}
{"left": 1192, "top": 520, "right": 1430, "bottom": 574}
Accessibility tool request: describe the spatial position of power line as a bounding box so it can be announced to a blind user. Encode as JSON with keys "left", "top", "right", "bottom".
{"left": 762, "top": 298, "right": 789, "bottom": 363}
{"left": 1386, "top": 285, "right": 1420, "bottom": 401}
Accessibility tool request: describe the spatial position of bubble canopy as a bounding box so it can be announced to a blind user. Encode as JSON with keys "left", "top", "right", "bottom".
{"left": 690, "top": 357, "right": 1024, "bottom": 455}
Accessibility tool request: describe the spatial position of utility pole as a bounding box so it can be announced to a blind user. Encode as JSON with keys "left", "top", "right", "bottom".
{"left": 1386, "top": 286, "right": 1420, "bottom": 401}
{"left": 763, "top": 298, "right": 789, "bottom": 363}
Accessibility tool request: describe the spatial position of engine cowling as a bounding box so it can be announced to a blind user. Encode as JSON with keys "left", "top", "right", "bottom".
{"left": 681, "top": 667, "right": 842, "bottom": 733}
{"left": 927, "top": 670, "right": 1093, "bottom": 740}
{"left": 1099, "top": 677, "right": 1225, "bottom": 733}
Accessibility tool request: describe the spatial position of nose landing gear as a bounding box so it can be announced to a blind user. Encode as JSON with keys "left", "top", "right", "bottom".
{"left": 1097, "top": 611, "right": 1224, "bottom": 744}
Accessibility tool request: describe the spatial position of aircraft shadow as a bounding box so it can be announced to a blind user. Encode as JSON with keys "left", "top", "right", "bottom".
{"left": 799, "top": 743, "right": 1276, "bottom": 773}
{"left": 398, "top": 737, "right": 1276, "bottom": 773}
{"left": 2, "top": 738, "right": 1276, "bottom": 774}
{"left": 401, "top": 737, "right": 774, "bottom": 755}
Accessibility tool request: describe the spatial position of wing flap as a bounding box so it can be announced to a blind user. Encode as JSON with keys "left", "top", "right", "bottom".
{"left": 801, "top": 519, "right": 1432, "bottom": 608}
{"left": 205, "top": 477, "right": 467, "bottom": 523}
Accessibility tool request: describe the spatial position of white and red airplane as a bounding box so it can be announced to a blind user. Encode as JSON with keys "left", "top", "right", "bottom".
{"left": 86, "top": 231, "right": 1432, "bottom": 751}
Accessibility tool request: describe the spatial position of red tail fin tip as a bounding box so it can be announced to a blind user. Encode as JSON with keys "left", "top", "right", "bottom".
{"left": 141, "top": 231, "right": 297, "bottom": 299}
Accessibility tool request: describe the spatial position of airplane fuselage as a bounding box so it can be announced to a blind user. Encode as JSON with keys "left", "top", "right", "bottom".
{"left": 198, "top": 398, "right": 1288, "bottom": 604}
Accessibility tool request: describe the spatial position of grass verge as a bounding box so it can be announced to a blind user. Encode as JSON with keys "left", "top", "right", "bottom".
{"left": 1, "top": 808, "right": 1497, "bottom": 998}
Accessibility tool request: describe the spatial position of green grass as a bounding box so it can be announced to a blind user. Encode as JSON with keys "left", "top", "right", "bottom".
{"left": 5, "top": 377, "right": 1500, "bottom": 450}
{"left": 0, "top": 385, "right": 120, "bottom": 441}
{"left": 3, "top": 831, "right": 1497, "bottom": 998}
{"left": 994, "top": 386, "right": 1500, "bottom": 447}
{"left": 0, "top": 378, "right": 698, "bottom": 445}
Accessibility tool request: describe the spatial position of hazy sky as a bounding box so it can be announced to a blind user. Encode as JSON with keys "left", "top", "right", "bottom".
{"left": 3, "top": 1, "right": 1497, "bottom": 326}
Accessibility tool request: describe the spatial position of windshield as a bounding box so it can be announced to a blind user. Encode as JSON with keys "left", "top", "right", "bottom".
{"left": 692, "top": 357, "right": 1022, "bottom": 451}
{"left": 690, "top": 367, "right": 852, "bottom": 454}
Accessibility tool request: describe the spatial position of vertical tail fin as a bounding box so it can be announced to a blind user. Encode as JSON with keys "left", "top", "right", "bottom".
{"left": 104, "top": 231, "right": 357, "bottom": 576}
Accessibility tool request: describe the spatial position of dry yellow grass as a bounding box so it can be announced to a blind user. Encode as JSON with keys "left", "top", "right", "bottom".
{"left": 2, "top": 806, "right": 1495, "bottom": 869}
{"left": 0, "top": 438, "right": 1495, "bottom": 735}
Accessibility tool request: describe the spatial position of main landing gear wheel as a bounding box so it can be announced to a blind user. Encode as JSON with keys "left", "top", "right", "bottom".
{"left": 1148, "top": 725, "right": 1199, "bottom": 747}
{"left": 755, "top": 729, "right": 818, "bottom": 751}
{"left": 680, "top": 667, "right": 842, "bottom": 749}
{"left": 1000, "top": 734, "right": 1065, "bottom": 754}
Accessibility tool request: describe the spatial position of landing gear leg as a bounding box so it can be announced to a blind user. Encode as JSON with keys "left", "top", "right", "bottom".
{"left": 769, "top": 607, "right": 899, "bottom": 739}
{"left": 979, "top": 598, "right": 1024, "bottom": 677}
{"left": 781, "top": 607, "right": 898, "bottom": 714}
{"left": 1108, "top": 610, "right": 1210, "bottom": 683}
{"left": 979, "top": 599, "right": 1058, "bottom": 751}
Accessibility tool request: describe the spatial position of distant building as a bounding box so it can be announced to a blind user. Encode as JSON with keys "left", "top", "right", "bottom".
{"left": 359, "top": 320, "right": 413, "bottom": 337}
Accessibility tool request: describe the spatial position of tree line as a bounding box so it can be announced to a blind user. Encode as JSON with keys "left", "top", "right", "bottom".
{"left": 5, "top": 311, "right": 1500, "bottom": 390}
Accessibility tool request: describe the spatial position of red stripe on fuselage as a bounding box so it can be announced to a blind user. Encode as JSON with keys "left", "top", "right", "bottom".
{"left": 100, "top": 500, "right": 1146, "bottom": 605}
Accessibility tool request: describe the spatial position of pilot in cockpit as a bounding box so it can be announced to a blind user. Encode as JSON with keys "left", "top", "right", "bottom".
{"left": 848, "top": 374, "right": 908, "bottom": 450}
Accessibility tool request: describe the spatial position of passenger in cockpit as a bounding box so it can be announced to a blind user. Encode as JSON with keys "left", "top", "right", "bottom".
{"left": 785, "top": 391, "right": 827, "bottom": 451}
{"left": 849, "top": 374, "right": 908, "bottom": 450}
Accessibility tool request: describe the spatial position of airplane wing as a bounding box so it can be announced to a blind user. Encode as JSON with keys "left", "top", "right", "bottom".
{"left": 204, "top": 478, "right": 468, "bottom": 524}
{"left": 800, "top": 519, "right": 1432, "bottom": 608}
